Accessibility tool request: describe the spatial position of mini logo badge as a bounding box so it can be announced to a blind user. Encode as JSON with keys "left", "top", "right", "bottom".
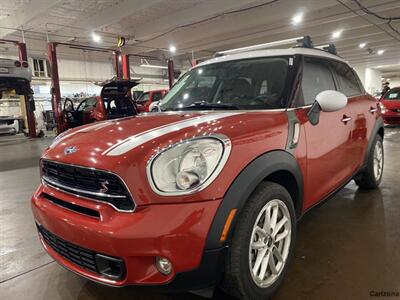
{"left": 99, "top": 180, "right": 109, "bottom": 193}
{"left": 64, "top": 146, "right": 78, "bottom": 155}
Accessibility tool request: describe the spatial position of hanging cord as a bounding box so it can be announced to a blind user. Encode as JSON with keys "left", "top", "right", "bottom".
{"left": 136, "top": 0, "right": 280, "bottom": 44}
{"left": 352, "top": 0, "right": 400, "bottom": 35}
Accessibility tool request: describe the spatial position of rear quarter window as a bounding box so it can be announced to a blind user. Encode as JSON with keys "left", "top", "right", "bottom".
{"left": 330, "top": 61, "right": 362, "bottom": 97}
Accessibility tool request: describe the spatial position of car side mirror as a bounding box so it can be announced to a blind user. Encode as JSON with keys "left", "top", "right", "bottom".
{"left": 307, "top": 90, "right": 347, "bottom": 125}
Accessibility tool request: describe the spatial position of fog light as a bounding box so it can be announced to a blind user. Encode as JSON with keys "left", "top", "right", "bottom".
{"left": 156, "top": 257, "right": 172, "bottom": 275}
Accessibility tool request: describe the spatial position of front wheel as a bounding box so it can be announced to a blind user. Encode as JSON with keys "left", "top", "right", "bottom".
{"left": 355, "top": 134, "right": 384, "bottom": 189}
{"left": 220, "top": 182, "right": 296, "bottom": 300}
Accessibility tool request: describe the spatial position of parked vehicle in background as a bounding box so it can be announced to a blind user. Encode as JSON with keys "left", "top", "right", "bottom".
{"left": 32, "top": 42, "right": 384, "bottom": 300}
{"left": 135, "top": 89, "right": 168, "bottom": 113}
{"left": 0, "top": 116, "right": 22, "bottom": 135}
{"left": 379, "top": 87, "right": 400, "bottom": 124}
{"left": 63, "top": 79, "right": 139, "bottom": 129}
{"left": 0, "top": 58, "right": 31, "bottom": 98}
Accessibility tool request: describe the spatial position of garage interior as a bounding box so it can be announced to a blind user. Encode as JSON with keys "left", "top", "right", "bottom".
{"left": 0, "top": 1, "right": 399, "bottom": 299}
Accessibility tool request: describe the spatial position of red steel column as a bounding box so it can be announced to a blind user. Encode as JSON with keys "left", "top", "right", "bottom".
{"left": 47, "top": 42, "right": 64, "bottom": 134}
{"left": 18, "top": 42, "right": 36, "bottom": 138}
{"left": 121, "top": 54, "right": 130, "bottom": 80}
{"left": 114, "top": 50, "right": 123, "bottom": 79}
{"left": 167, "top": 59, "right": 174, "bottom": 88}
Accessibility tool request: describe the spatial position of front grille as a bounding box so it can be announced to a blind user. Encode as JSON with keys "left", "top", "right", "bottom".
{"left": 37, "top": 225, "right": 126, "bottom": 280}
{"left": 38, "top": 225, "right": 98, "bottom": 273}
{"left": 41, "top": 160, "right": 135, "bottom": 211}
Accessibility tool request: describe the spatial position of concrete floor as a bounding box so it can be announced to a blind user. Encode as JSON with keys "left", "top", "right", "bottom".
{"left": 1, "top": 128, "right": 399, "bottom": 300}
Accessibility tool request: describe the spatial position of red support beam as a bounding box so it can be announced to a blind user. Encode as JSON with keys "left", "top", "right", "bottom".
{"left": 167, "top": 59, "right": 174, "bottom": 88}
{"left": 18, "top": 42, "right": 36, "bottom": 138}
{"left": 121, "top": 54, "right": 130, "bottom": 80}
{"left": 114, "top": 50, "right": 123, "bottom": 79}
{"left": 47, "top": 42, "right": 65, "bottom": 134}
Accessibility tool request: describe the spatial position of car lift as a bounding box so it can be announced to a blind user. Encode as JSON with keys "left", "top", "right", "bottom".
{"left": 48, "top": 42, "right": 174, "bottom": 134}
{"left": 0, "top": 39, "right": 36, "bottom": 138}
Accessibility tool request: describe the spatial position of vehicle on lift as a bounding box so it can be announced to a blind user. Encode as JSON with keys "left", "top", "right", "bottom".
{"left": 0, "top": 58, "right": 31, "bottom": 98}
{"left": 379, "top": 87, "right": 400, "bottom": 124}
{"left": 63, "top": 79, "right": 139, "bottom": 129}
{"left": 135, "top": 89, "right": 168, "bottom": 113}
{"left": 32, "top": 37, "right": 384, "bottom": 300}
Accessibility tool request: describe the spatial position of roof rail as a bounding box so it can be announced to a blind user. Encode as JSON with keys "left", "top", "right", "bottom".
{"left": 215, "top": 36, "right": 313, "bottom": 57}
{"left": 314, "top": 44, "right": 337, "bottom": 55}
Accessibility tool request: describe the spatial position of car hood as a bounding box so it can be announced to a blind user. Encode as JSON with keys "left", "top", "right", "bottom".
{"left": 44, "top": 111, "right": 243, "bottom": 162}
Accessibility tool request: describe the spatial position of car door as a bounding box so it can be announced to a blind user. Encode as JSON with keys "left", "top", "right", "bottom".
{"left": 299, "top": 56, "right": 356, "bottom": 207}
{"left": 329, "top": 61, "right": 377, "bottom": 168}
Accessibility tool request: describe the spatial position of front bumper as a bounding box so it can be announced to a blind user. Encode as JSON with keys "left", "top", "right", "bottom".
{"left": 32, "top": 184, "right": 222, "bottom": 287}
{"left": 382, "top": 111, "right": 400, "bottom": 124}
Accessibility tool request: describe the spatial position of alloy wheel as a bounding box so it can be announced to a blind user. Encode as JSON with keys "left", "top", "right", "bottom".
{"left": 248, "top": 199, "right": 291, "bottom": 288}
{"left": 373, "top": 140, "right": 383, "bottom": 181}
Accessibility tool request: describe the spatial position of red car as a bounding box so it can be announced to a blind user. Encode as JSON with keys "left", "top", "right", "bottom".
{"left": 63, "top": 80, "right": 139, "bottom": 129}
{"left": 135, "top": 89, "right": 168, "bottom": 113}
{"left": 380, "top": 87, "right": 400, "bottom": 124}
{"left": 32, "top": 45, "right": 384, "bottom": 299}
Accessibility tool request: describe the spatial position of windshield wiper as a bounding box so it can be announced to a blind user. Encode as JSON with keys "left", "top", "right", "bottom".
{"left": 179, "top": 102, "right": 240, "bottom": 111}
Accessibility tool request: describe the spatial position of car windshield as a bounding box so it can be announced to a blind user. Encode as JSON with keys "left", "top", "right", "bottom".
{"left": 159, "top": 57, "right": 290, "bottom": 111}
{"left": 384, "top": 88, "right": 400, "bottom": 100}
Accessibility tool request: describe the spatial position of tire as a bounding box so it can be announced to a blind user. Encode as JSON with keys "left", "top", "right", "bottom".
{"left": 220, "top": 181, "right": 296, "bottom": 300}
{"left": 354, "top": 134, "right": 384, "bottom": 189}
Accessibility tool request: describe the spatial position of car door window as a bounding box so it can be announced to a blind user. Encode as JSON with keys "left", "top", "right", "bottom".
{"left": 301, "top": 57, "right": 336, "bottom": 105}
{"left": 137, "top": 93, "right": 150, "bottom": 104}
{"left": 152, "top": 92, "right": 163, "bottom": 102}
{"left": 330, "top": 61, "right": 362, "bottom": 97}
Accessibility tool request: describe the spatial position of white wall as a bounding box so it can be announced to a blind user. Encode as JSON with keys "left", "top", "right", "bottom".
{"left": 354, "top": 66, "right": 382, "bottom": 95}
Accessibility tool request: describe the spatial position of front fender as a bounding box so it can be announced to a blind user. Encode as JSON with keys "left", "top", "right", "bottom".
{"left": 205, "top": 150, "right": 303, "bottom": 249}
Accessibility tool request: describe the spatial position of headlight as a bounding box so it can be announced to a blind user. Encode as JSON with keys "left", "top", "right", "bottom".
{"left": 147, "top": 135, "right": 231, "bottom": 195}
{"left": 379, "top": 102, "right": 386, "bottom": 113}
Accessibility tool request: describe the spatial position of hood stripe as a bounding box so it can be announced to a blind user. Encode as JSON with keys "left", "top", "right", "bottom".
{"left": 104, "top": 112, "right": 242, "bottom": 156}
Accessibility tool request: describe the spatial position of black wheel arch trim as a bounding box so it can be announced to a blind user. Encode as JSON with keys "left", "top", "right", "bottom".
{"left": 205, "top": 150, "right": 303, "bottom": 250}
{"left": 362, "top": 117, "right": 384, "bottom": 168}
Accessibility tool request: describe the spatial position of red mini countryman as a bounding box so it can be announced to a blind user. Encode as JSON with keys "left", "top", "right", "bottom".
{"left": 32, "top": 40, "right": 384, "bottom": 300}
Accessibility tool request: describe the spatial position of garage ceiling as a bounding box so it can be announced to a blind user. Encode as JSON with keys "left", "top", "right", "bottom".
{"left": 0, "top": 0, "right": 399, "bottom": 78}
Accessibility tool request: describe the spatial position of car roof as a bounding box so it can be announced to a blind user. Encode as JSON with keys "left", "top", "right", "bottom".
{"left": 195, "top": 48, "right": 348, "bottom": 68}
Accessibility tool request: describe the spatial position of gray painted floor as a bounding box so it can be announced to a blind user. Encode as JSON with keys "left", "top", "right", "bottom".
{"left": 1, "top": 128, "right": 399, "bottom": 300}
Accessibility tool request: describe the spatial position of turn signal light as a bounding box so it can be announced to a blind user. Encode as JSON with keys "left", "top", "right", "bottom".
{"left": 220, "top": 209, "right": 237, "bottom": 242}
{"left": 22, "top": 61, "right": 29, "bottom": 68}
{"left": 14, "top": 61, "right": 21, "bottom": 67}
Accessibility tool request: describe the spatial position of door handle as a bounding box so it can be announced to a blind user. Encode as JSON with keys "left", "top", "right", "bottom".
{"left": 341, "top": 115, "right": 352, "bottom": 123}
{"left": 369, "top": 107, "right": 377, "bottom": 113}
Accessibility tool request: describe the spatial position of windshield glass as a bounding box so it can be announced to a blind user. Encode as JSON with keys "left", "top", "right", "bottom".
{"left": 384, "top": 88, "right": 400, "bottom": 100}
{"left": 159, "top": 57, "right": 290, "bottom": 111}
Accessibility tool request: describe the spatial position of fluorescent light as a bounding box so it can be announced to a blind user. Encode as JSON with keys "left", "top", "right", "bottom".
{"left": 359, "top": 42, "right": 366, "bottom": 48}
{"left": 376, "top": 65, "right": 382, "bottom": 68}
{"left": 91, "top": 32, "right": 101, "bottom": 43}
{"left": 332, "top": 30, "right": 343, "bottom": 39}
{"left": 292, "top": 13, "right": 303, "bottom": 25}
{"left": 377, "top": 49, "right": 385, "bottom": 55}
{"left": 140, "top": 64, "right": 168, "bottom": 69}
{"left": 169, "top": 45, "right": 176, "bottom": 53}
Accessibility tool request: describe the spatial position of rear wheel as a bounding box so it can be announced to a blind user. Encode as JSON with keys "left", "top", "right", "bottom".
{"left": 355, "top": 135, "right": 384, "bottom": 189}
{"left": 220, "top": 182, "right": 296, "bottom": 300}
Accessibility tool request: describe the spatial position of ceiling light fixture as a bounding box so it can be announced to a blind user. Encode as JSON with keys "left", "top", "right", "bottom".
{"left": 332, "top": 30, "right": 343, "bottom": 39}
{"left": 291, "top": 13, "right": 303, "bottom": 25}
{"left": 169, "top": 45, "right": 176, "bottom": 53}
{"left": 91, "top": 32, "right": 101, "bottom": 43}
{"left": 359, "top": 42, "right": 366, "bottom": 48}
{"left": 377, "top": 49, "right": 385, "bottom": 55}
